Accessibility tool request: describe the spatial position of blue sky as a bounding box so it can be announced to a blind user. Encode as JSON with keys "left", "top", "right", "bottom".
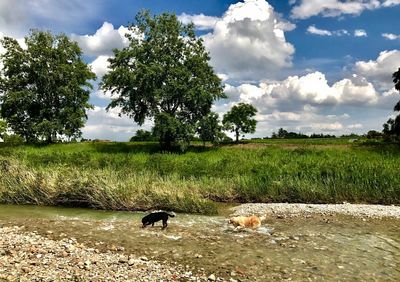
{"left": 0, "top": 0, "right": 400, "bottom": 140}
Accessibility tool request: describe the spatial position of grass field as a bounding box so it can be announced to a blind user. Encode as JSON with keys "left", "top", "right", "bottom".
{"left": 0, "top": 140, "right": 399, "bottom": 214}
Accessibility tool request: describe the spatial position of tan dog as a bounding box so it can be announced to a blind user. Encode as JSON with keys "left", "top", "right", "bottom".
{"left": 229, "top": 215, "right": 266, "bottom": 229}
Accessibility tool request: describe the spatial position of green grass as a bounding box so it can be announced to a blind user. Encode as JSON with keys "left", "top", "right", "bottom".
{"left": 0, "top": 140, "right": 399, "bottom": 214}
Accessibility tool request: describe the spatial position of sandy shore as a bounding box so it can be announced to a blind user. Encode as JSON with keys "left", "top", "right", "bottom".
{"left": 0, "top": 226, "right": 225, "bottom": 282}
{"left": 231, "top": 203, "right": 400, "bottom": 219}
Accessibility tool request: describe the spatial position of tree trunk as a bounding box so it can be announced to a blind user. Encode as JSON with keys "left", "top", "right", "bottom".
{"left": 235, "top": 128, "right": 239, "bottom": 143}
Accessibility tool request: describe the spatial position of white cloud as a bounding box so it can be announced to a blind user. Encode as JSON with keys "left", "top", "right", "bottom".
{"left": 307, "top": 25, "right": 332, "bottom": 36}
{"left": 382, "top": 0, "right": 400, "bottom": 7}
{"left": 308, "top": 26, "right": 352, "bottom": 37}
{"left": 291, "top": 0, "right": 394, "bottom": 19}
{"left": 0, "top": 0, "right": 100, "bottom": 37}
{"left": 382, "top": 33, "right": 400, "bottom": 40}
{"left": 71, "top": 22, "right": 131, "bottom": 57}
{"left": 354, "top": 50, "right": 400, "bottom": 90}
{"left": 83, "top": 106, "right": 153, "bottom": 141}
{"left": 347, "top": 123, "right": 363, "bottom": 129}
{"left": 354, "top": 29, "right": 367, "bottom": 37}
{"left": 89, "top": 55, "right": 110, "bottom": 78}
{"left": 178, "top": 13, "right": 219, "bottom": 30}
{"left": 201, "top": 0, "right": 295, "bottom": 81}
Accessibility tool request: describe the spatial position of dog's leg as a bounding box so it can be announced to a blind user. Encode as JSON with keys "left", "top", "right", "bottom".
{"left": 151, "top": 222, "right": 154, "bottom": 227}
{"left": 162, "top": 219, "right": 168, "bottom": 229}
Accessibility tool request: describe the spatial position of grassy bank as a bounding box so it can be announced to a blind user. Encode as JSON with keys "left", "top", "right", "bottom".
{"left": 0, "top": 141, "right": 399, "bottom": 214}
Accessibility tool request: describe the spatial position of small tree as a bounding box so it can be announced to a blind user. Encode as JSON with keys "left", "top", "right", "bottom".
{"left": 0, "top": 119, "right": 7, "bottom": 140}
{"left": 197, "top": 112, "right": 223, "bottom": 146}
{"left": 222, "top": 103, "right": 257, "bottom": 143}
{"left": 0, "top": 30, "right": 95, "bottom": 143}
{"left": 383, "top": 68, "right": 400, "bottom": 138}
{"left": 130, "top": 129, "right": 155, "bottom": 142}
{"left": 101, "top": 11, "right": 225, "bottom": 151}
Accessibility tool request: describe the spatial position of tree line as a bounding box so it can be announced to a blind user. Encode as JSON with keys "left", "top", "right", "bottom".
{"left": 1, "top": 11, "right": 399, "bottom": 149}
{"left": 0, "top": 11, "right": 257, "bottom": 150}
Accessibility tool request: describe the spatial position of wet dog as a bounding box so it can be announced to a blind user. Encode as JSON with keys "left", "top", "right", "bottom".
{"left": 229, "top": 215, "right": 266, "bottom": 229}
{"left": 141, "top": 211, "right": 175, "bottom": 229}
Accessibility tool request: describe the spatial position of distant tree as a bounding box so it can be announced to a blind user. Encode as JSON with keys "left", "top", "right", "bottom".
{"left": 197, "top": 112, "right": 223, "bottom": 146}
{"left": 277, "top": 128, "right": 288, "bottom": 138}
{"left": 101, "top": 11, "right": 225, "bottom": 151}
{"left": 383, "top": 68, "right": 400, "bottom": 138}
{"left": 130, "top": 129, "right": 155, "bottom": 142}
{"left": 0, "top": 30, "right": 95, "bottom": 143}
{"left": 0, "top": 119, "right": 7, "bottom": 140}
{"left": 366, "top": 130, "right": 383, "bottom": 139}
{"left": 222, "top": 103, "right": 257, "bottom": 143}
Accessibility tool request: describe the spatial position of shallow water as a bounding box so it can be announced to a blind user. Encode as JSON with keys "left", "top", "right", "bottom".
{"left": 0, "top": 204, "right": 399, "bottom": 281}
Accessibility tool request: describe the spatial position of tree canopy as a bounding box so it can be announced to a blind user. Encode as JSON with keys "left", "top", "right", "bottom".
{"left": 0, "top": 30, "right": 95, "bottom": 143}
{"left": 197, "top": 112, "right": 223, "bottom": 145}
{"left": 222, "top": 103, "right": 257, "bottom": 143}
{"left": 383, "top": 68, "right": 400, "bottom": 138}
{"left": 101, "top": 11, "right": 225, "bottom": 150}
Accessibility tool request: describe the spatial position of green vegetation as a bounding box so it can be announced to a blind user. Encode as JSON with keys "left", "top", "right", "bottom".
{"left": 223, "top": 103, "right": 257, "bottom": 143}
{"left": 101, "top": 11, "right": 224, "bottom": 151}
{"left": 0, "top": 30, "right": 95, "bottom": 143}
{"left": 0, "top": 141, "right": 399, "bottom": 214}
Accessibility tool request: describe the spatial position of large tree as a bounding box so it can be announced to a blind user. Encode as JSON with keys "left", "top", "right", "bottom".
{"left": 0, "top": 30, "right": 95, "bottom": 143}
{"left": 101, "top": 11, "right": 225, "bottom": 150}
{"left": 383, "top": 68, "right": 400, "bottom": 138}
{"left": 223, "top": 103, "right": 257, "bottom": 143}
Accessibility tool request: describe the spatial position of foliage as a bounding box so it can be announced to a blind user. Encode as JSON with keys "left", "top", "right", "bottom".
{"left": 0, "top": 30, "right": 95, "bottom": 143}
{"left": 1, "top": 141, "right": 400, "bottom": 214}
{"left": 366, "top": 130, "right": 383, "bottom": 139}
{"left": 101, "top": 11, "right": 225, "bottom": 150}
{"left": 271, "top": 128, "right": 309, "bottom": 139}
{"left": 130, "top": 129, "right": 156, "bottom": 142}
{"left": 222, "top": 103, "right": 257, "bottom": 142}
{"left": 197, "top": 112, "right": 224, "bottom": 145}
{"left": 383, "top": 68, "right": 400, "bottom": 138}
{"left": 0, "top": 120, "right": 7, "bottom": 139}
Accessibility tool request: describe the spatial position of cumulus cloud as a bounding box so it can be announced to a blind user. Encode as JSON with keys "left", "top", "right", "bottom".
{"left": 89, "top": 55, "right": 111, "bottom": 78}
{"left": 177, "top": 13, "right": 219, "bottom": 30}
{"left": 382, "top": 33, "right": 400, "bottom": 40}
{"left": 354, "top": 29, "right": 367, "bottom": 37}
{"left": 71, "top": 22, "right": 131, "bottom": 57}
{"left": 354, "top": 50, "right": 400, "bottom": 90}
{"left": 201, "top": 0, "right": 295, "bottom": 81}
{"left": 291, "top": 0, "right": 396, "bottom": 19}
{"left": 83, "top": 106, "right": 153, "bottom": 141}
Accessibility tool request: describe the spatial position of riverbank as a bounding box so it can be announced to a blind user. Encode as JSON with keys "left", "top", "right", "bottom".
{"left": 1, "top": 142, "right": 400, "bottom": 214}
{"left": 231, "top": 203, "right": 400, "bottom": 219}
{"left": 0, "top": 225, "right": 223, "bottom": 282}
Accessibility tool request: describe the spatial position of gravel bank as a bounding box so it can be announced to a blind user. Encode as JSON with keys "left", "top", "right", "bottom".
{"left": 231, "top": 203, "right": 400, "bottom": 219}
{"left": 0, "top": 226, "right": 224, "bottom": 282}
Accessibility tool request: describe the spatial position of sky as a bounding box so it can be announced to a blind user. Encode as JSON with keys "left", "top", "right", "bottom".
{"left": 0, "top": 0, "right": 400, "bottom": 141}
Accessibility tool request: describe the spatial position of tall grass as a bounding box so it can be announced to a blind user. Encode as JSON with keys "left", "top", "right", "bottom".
{"left": 0, "top": 141, "right": 399, "bottom": 214}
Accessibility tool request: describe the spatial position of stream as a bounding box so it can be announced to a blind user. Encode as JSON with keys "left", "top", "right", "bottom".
{"left": 0, "top": 204, "right": 399, "bottom": 281}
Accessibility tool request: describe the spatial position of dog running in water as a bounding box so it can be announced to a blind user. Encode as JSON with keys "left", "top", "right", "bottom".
{"left": 229, "top": 215, "right": 266, "bottom": 229}
{"left": 141, "top": 211, "right": 175, "bottom": 229}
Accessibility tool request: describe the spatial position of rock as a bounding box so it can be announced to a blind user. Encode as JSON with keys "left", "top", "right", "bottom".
{"left": 128, "top": 259, "right": 135, "bottom": 266}
{"left": 118, "top": 256, "right": 128, "bottom": 263}
{"left": 194, "top": 254, "right": 203, "bottom": 258}
{"left": 208, "top": 274, "right": 216, "bottom": 281}
{"left": 139, "top": 256, "right": 149, "bottom": 261}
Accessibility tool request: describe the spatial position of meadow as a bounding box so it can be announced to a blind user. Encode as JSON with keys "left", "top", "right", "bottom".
{"left": 0, "top": 139, "right": 399, "bottom": 214}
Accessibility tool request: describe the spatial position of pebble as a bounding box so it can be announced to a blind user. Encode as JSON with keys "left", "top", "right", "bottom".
{"left": 208, "top": 274, "right": 216, "bottom": 281}
{"left": 0, "top": 226, "right": 214, "bottom": 282}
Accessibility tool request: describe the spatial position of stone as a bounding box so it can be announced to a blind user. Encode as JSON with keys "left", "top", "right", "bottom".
{"left": 128, "top": 259, "right": 135, "bottom": 266}
{"left": 208, "top": 274, "right": 216, "bottom": 281}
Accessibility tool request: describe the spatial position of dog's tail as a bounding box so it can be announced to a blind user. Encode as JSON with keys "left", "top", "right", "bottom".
{"left": 167, "top": 212, "right": 176, "bottom": 218}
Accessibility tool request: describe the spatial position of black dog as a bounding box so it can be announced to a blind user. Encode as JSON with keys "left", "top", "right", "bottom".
{"left": 141, "top": 211, "right": 175, "bottom": 229}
